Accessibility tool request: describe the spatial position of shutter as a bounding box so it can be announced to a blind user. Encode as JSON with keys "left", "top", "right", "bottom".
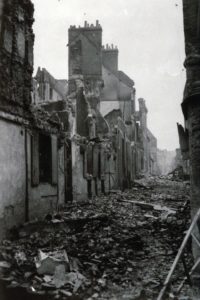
{"left": 87, "top": 143, "right": 93, "bottom": 176}
{"left": 100, "top": 147, "right": 105, "bottom": 178}
{"left": 51, "top": 135, "right": 58, "bottom": 185}
{"left": 83, "top": 150, "right": 87, "bottom": 178}
{"left": 31, "top": 132, "right": 39, "bottom": 186}
{"left": 93, "top": 145, "right": 99, "bottom": 178}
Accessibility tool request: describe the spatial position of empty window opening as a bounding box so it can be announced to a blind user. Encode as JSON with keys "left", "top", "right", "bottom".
{"left": 87, "top": 180, "right": 92, "bottom": 199}
{"left": 50, "top": 87, "right": 53, "bottom": 100}
{"left": 101, "top": 180, "right": 105, "bottom": 194}
{"left": 39, "top": 134, "right": 52, "bottom": 183}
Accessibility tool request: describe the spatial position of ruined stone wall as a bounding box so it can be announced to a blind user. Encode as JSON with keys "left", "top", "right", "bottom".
{"left": 35, "top": 68, "right": 67, "bottom": 103}
{"left": 104, "top": 151, "right": 117, "bottom": 191}
{"left": 138, "top": 98, "right": 148, "bottom": 173}
{"left": 38, "top": 82, "right": 61, "bottom": 103}
{"left": 147, "top": 129, "right": 158, "bottom": 175}
{"left": 116, "top": 119, "right": 129, "bottom": 189}
{"left": 68, "top": 21, "right": 139, "bottom": 194}
{"left": 95, "top": 109, "right": 109, "bottom": 138}
{"left": 71, "top": 141, "right": 88, "bottom": 202}
{"left": 137, "top": 98, "right": 158, "bottom": 176}
{"left": 41, "top": 100, "right": 72, "bottom": 134}
{"left": 76, "top": 88, "right": 90, "bottom": 137}
{"left": 131, "top": 146, "right": 137, "bottom": 181}
{"left": 104, "top": 109, "right": 121, "bottom": 133}
{"left": 104, "top": 112, "right": 135, "bottom": 188}
{"left": 0, "top": 0, "right": 34, "bottom": 116}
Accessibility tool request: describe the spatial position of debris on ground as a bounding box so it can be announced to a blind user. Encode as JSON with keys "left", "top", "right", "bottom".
{"left": 35, "top": 249, "right": 69, "bottom": 275}
{"left": 0, "top": 176, "right": 193, "bottom": 299}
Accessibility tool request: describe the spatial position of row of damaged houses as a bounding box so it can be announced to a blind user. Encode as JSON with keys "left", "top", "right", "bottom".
{"left": 0, "top": 1, "right": 159, "bottom": 239}
{"left": 32, "top": 21, "right": 159, "bottom": 197}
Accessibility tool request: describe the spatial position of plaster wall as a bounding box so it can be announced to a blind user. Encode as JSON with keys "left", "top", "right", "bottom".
{"left": 72, "top": 142, "right": 87, "bottom": 202}
{"left": 0, "top": 119, "right": 26, "bottom": 237}
{"left": 101, "top": 67, "right": 132, "bottom": 121}
{"left": 102, "top": 66, "right": 118, "bottom": 102}
{"left": 100, "top": 101, "right": 119, "bottom": 117}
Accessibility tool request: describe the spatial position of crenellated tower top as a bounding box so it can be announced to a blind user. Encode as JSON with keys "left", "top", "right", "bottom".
{"left": 69, "top": 20, "right": 102, "bottom": 31}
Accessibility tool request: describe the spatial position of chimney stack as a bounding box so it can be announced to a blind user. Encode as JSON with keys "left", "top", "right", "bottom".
{"left": 102, "top": 44, "right": 119, "bottom": 72}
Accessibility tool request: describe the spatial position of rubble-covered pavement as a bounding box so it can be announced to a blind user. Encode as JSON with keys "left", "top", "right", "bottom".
{"left": 0, "top": 176, "right": 194, "bottom": 300}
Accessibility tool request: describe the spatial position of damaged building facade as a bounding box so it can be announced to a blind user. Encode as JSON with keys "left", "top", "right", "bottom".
{"left": 32, "top": 20, "right": 159, "bottom": 202}
{"left": 0, "top": 0, "right": 66, "bottom": 239}
{"left": 100, "top": 44, "right": 158, "bottom": 185}
{"left": 67, "top": 21, "right": 159, "bottom": 193}
{"left": 32, "top": 67, "right": 68, "bottom": 105}
{"left": 0, "top": 0, "right": 159, "bottom": 238}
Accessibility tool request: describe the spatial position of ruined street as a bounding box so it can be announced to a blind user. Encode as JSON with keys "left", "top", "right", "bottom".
{"left": 1, "top": 1, "right": 200, "bottom": 299}
{"left": 0, "top": 176, "right": 192, "bottom": 300}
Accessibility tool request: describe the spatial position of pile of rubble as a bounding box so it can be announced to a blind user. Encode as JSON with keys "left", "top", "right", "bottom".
{"left": 0, "top": 176, "right": 192, "bottom": 299}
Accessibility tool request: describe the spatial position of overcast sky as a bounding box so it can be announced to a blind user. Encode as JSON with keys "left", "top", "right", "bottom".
{"left": 32, "top": 0, "right": 186, "bottom": 151}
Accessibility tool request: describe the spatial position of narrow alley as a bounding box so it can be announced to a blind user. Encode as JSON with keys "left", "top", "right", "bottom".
{"left": 0, "top": 175, "right": 192, "bottom": 300}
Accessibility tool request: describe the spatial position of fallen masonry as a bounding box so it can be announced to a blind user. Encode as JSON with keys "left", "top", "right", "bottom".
{"left": 0, "top": 176, "right": 194, "bottom": 300}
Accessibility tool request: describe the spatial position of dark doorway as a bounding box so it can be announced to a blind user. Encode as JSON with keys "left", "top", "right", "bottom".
{"left": 87, "top": 180, "right": 92, "bottom": 199}
{"left": 39, "top": 134, "right": 52, "bottom": 183}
